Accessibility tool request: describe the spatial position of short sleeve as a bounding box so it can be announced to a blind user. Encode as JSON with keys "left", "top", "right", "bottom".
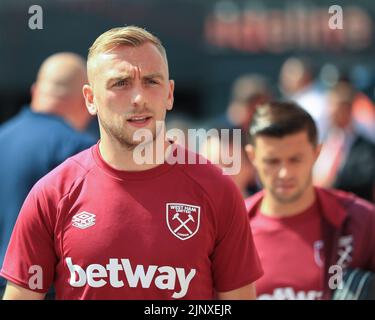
{"left": 211, "top": 176, "right": 263, "bottom": 292}
{"left": 0, "top": 182, "right": 58, "bottom": 293}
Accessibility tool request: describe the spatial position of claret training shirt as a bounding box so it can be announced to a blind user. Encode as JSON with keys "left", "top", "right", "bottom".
{"left": 246, "top": 188, "right": 375, "bottom": 300}
{"left": 251, "top": 201, "right": 324, "bottom": 300}
{"left": 1, "top": 142, "right": 263, "bottom": 299}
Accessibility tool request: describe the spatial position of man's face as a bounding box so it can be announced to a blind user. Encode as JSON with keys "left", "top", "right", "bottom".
{"left": 328, "top": 94, "right": 352, "bottom": 129}
{"left": 248, "top": 131, "right": 320, "bottom": 203}
{"left": 84, "top": 42, "right": 174, "bottom": 148}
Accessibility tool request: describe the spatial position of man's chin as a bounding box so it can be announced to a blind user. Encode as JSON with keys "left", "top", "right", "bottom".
{"left": 272, "top": 189, "right": 302, "bottom": 203}
{"left": 113, "top": 134, "right": 153, "bottom": 150}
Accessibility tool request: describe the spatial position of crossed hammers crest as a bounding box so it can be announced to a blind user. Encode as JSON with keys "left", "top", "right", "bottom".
{"left": 172, "top": 212, "right": 195, "bottom": 235}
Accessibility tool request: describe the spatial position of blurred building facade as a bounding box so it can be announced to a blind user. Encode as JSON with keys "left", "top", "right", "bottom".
{"left": 1, "top": 0, "right": 375, "bottom": 124}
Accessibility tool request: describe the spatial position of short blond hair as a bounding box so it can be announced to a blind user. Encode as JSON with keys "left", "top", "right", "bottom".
{"left": 88, "top": 25, "right": 167, "bottom": 64}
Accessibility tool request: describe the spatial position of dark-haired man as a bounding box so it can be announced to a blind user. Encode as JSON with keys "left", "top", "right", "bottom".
{"left": 245, "top": 101, "right": 375, "bottom": 300}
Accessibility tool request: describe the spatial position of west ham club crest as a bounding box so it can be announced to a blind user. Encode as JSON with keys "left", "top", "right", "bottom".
{"left": 166, "top": 203, "right": 200, "bottom": 240}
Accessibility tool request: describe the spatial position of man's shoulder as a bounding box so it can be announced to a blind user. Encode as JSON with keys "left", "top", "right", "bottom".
{"left": 47, "top": 118, "right": 96, "bottom": 148}
{"left": 33, "top": 147, "right": 95, "bottom": 197}
{"left": 176, "top": 146, "right": 233, "bottom": 186}
{"left": 167, "top": 146, "right": 240, "bottom": 206}
{"left": 245, "top": 188, "right": 375, "bottom": 220}
{"left": 318, "top": 188, "right": 375, "bottom": 220}
{"left": 0, "top": 108, "right": 28, "bottom": 136}
{"left": 322, "top": 190, "right": 375, "bottom": 272}
{"left": 0, "top": 107, "right": 95, "bottom": 147}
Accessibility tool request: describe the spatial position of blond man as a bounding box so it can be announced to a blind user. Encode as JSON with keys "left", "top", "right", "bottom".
{"left": 1, "top": 26, "right": 262, "bottom": 300}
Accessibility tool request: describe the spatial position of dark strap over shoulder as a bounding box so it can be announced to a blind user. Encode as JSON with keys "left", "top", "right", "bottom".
{"left": 332, "top": 269, "right": 375, "bottom": 300}
{"left": 321, "top": 215, "right": 341, "bottom": 299}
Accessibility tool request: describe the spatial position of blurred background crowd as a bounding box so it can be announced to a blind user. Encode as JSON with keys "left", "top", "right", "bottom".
{"left": 0, "top": 0, "right": 374, "bottom": 203}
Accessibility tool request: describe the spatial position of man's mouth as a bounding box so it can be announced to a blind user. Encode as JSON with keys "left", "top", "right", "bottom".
{"left": 127, "top": 115, "right": 152, "bottom": 127}
{"left": 276, "top": 184, "right": 295, "bottom": 191}
{"left": 275, "top": 181, "right": 296, "bottom": 190}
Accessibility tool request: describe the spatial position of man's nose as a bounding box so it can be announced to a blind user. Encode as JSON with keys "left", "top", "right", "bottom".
{"left": 278, "top": 165, "right": 290, "bottom": 178}
{"left": 130, "top": 85, "right": 146, "bottom": 108}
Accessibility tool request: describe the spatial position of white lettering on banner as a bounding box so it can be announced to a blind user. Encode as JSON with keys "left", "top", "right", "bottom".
{"left": 65, "top": 257, "right": 196, "bottom": 299}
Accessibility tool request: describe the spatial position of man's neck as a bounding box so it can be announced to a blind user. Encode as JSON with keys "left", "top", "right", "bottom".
{"left": 99, "top": 135, "right": 172, "bottom": 172}
{"left": 260, "top": 186, "right": 316, "bottom": 218}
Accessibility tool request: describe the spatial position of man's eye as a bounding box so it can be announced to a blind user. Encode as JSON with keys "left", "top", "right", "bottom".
{"left": 290, "top": 157, "right": 302, "bottom": 163}
{"left": 145, "top": 78, "right": 158, "bottom": 85}
{"left": 265, "top": 159, "right": 279, "bottom": 165}
{"left": 114, "top": 80, "right": 127, "bottom": 87}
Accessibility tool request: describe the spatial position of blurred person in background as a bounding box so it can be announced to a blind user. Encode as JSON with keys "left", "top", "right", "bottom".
{"left": 279, "top": 57, "right": 329, "bottom": 142}
{"left": 210, "top": 73, "right": 272, "bottom": 132}
{"left": 245, "top": 101, "right": 375, "bottom": 300}
{"left": 166, "top": 112, "right": 199, "bottom": 152}
{"left": 347, "top": 65, "right": 375, "bottom": 143}
{"left": 0, "top": 52, "right": 95, "bottom": 298}
{"left": 203, "top": 74, "right": 271, "bottom": 195}
{"left": 314, "top": 81, "right": 375, "bottom": 202}
{"left": 200, "top": 129, "right": 259, "bottom": 198}
{"left": 352, "top": 91, "right": 375, "bottom": 143}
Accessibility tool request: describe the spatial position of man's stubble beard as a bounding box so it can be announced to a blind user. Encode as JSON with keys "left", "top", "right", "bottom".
{"left": 99, "top": 113, "right": 165, "bottom": 152}
{"left": 270, "top": 174, "right": 313, "bottom": 204}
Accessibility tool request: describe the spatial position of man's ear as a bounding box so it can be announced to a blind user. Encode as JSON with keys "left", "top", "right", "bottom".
{"left": 245, "top": 144, "right": 255, "bottom": 164}
{"left": 166, "top": 79, "right": 174, "bottom": 111}
{"left": 82, "top": 84, "right": 97, "bottom": 116}
{"left": 30, "top": 83, "right": 36, "bottom": 98}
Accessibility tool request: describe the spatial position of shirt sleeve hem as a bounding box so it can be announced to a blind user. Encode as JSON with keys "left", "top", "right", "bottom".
{"left": 0, "top": 270, "right": 48, "bottom": 294}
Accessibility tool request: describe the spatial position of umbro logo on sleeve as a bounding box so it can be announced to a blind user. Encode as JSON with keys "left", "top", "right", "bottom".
{"left": 72, "top": 212, "right": 96, "bottom": 229}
